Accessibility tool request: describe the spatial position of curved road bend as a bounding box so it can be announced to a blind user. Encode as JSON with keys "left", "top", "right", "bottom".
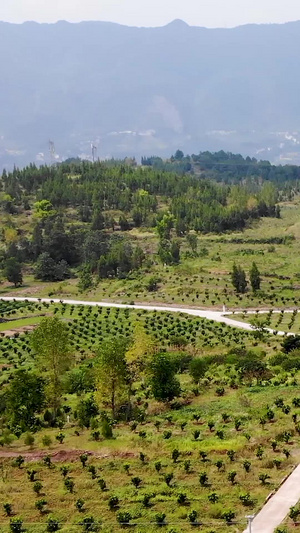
{"left": 0, "top": 297, "right": 288, "bottom": 335}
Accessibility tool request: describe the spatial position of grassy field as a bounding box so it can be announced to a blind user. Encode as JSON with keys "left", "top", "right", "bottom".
{"left": 2, "top": 197, "right": 300, "bottom": 311}
{"left": 231, "top": 310, "right": 300, "bottom": 335}
{"left": 1, "top": 380, "right": 300, "bottom": 532}
{"left": 0, "top": 301, "right": 299, "bottom": 532}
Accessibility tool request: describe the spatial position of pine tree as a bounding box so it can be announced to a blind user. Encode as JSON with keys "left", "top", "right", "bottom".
{"left": 250, "top": 262, "right": 261, "bottom": 292}
{"left": 231, "top": 264, "right": 247, "bottom": 293}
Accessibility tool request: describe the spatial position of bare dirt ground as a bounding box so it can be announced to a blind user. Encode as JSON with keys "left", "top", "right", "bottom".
{"left": 0, "top": 449, "right": 136, "bottom": 463}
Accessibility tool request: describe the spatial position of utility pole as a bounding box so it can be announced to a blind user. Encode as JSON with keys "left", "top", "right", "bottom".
{"left": 246, "top": 515, "right": 255, "bottom": 533}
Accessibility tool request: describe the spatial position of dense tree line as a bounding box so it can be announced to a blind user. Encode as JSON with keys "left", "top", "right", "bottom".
{"left": 0, "top": 158, "right": 281, "bottom": 282}
{"left": 143, "top": 149, "right": 300, "bottom": 185}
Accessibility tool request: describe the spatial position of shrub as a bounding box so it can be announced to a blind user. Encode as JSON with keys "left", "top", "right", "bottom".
{"left": 131, "top": 476, "right": 142, "bottom": 488}
{"left": 79, "top": 515, "right": 99, "bottom": 532}
{"left": 60, "top": 466, "right": 70, "bottom": 478}
{"left": 117, "top": 511, "right": 132, "bottom": 526}
{"left": 123, "top": 463, "right": 130, "bottom": 475}
{"left": 55, "top": 433, "right": 65, "bottom": 444}
{"left": 142, "top": 493, "right": 153, "bottom": 507}
{"left": 259, "top": 473, "right": 271, "bottom": 484}
{"left": 9, "top": 518, "right": 24, "bottom": 533}
{"left": 46, "top": 517, "right": 61, "bottom": 532}
{"left": 239, "top": 492, "right": 254, "bottom": 507}
{"left": 193, "top": 429, "right": 200, "bottom": 440}
{"left": 98, "top": 478, "right": 106, "bottom": 491}
{"left": 163, "top": 431, "right": 172, "bottom": 440}
{"left": 14, "top": 456, "right": 24, "bottom": 469}
{"left": 42, "top": 435, "right": 52, "bottom": 447}
{"left": 80, "top": 454, "right": 88, "bottom": 467}
{"left": 289, "top": 506, "right": 300, "bottom": 523}
{"left": 188, "top": 510, "right": 198, "bottom": 524}
{"left": 108, "top": 496, "right": 119, "bottom": 510}
{"left": 88, "top": 465, "right": 97, "bottom": 479}
{"left": 199, "top": 472, "right": 208, "bottom": 486}
{"left": 221, "top": 510, "right": 235, "bottom": 524}
{"left": 208, "top": 492, "right": 219, "bottom": 503}
{"left": 64, "top": 477, "right": 75, "bottom": 493}
{"left": 24, "top": 433, "right": 35, "bottom": 447}
{"left": 228, "top": 470, "right": 237, "bottom": 484}
{"left": 155, "top": 512, "right": 166, "bottom": 526}
{"left": 183, "top": 459, "right": 191, "bottom": 473}
{"left": 43, "top": 455, "right": 52, "bottom": 468}
{"left": 177, "top": 492, "right": 187, "bottom": 504}
{"left": 35, "top": 499, "right": 47, "bottom": 513}
{"left": 164, "top": 473, "right": 173, "bottom": 486}
{"left": 243, "top": 460, "right": 251, "bottom": 473}
{"left": 3, "top": 503, "right": 12, "bottom": 516}
{"left": 227, "top": 450, "right": 236, "bottom": 462}
{"left": 76, "top": 499, "right": 85, "bottom": 512}
{"left": 33, "top": 481, "right": 43, "bottom": 495}
{"left": 154, "top": 461, "right": 162, "bottom": 472}
{"left": 172, "top": 449, "right": 180, "bottom": 463}
{"left": 101, "top": 419, "right": 113, "bottom": 439}
{"left": 215, "top": 460, "right": 224, "bottom": 471}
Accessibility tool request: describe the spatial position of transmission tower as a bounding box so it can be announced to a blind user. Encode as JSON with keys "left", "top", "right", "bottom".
{"left": 49, "top": 140, "right": 56, "bottom": 165}
{"left": 91, "top": 144, "right": 97, "bottom": 163}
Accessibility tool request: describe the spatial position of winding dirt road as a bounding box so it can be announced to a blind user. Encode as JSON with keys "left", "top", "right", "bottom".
{"left": 0, "top": 296, "right": 290, "bottom": 335}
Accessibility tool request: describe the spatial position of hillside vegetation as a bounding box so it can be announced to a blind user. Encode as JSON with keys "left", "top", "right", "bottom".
{"left": 1, "top": 158, "right": 300, "bottom": 532}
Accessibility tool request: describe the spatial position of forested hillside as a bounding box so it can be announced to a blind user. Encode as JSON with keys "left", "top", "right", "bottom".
{"left": 0, "top": 157, "right": 279, "bottom": 283}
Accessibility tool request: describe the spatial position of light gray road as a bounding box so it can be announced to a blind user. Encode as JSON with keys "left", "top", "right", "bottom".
{"left": 243, "top": 465, "right": 300, "bottom": 533}
{"left": 0, "top": 296, "right": 289, "bottom": 335}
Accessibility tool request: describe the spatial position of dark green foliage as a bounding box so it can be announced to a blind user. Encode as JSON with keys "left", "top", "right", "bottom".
{"left": 46, "top": 517, "right": 61, "bottom": 532}
{"left": 231, "top": 263, "right": 247, "bottom": 293}
{"left": 108, "top": 496, "right": 119, "bottom": 510}
{"left": 33, "top": 481, "right": 43, "bottom": 495}
{"left": 250, "top": 262, "right": 261, "bottom": 292}
{"left": 9, "top": 518, "right": 24, "bottom": 533}
{"left": 117, "top": 511, "right": 132, "bottom": 526}
{"left": 64, "top": 477, "right": 75, "bottom": 493}
{"left": 221, "top": 510, "right": 236, "bottom": 524}
{"left": 35, "top": 498, "right": 47, "bottom": 513}
{"left": 149, "top": 353, "right": 180, "bottom": 402}
{"left": 76, "top": 499, "right": 85, "bottom": 512}
{"left": 282, "top": 335, "right": 300, "bottom": 353}
{"left": 155, "top": 512, "right": 166, "bottom": 526}
{"left": 189, "top": 358, "right": 207, "bottom": 383}
{"left": 35, "top": 252, "right": 70, "bottom": 282}
{"left": 79, "top": 516, "right": 99, "bottom": 532}
{"left": 77, "top": 397, "right": 99, "bottom": 429}
{"left": 4, "top": 258, "right": 23, "bottom": 287}
{"left": 6, "top": 370, "right": 45, "bottom": 431}
{"left": 4, "top": 503, "right": 12, "bottom": 516}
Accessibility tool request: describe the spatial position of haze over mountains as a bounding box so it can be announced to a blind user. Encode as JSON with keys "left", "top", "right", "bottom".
{"left": 1, "top": 19, "right": 300, "bottom": 169}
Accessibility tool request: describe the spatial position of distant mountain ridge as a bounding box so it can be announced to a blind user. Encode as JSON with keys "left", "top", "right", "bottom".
{"left": 0, "top": 19, "right": 300, "bottom": 168}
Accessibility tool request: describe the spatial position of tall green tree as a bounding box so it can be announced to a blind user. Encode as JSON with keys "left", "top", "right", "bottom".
{"left": 96, "top": 338, "right": 129, "bottom": 417}
{"left": 149, "top": 352, "right": 180, "bottom": 402}
{"left": 31, "top": 317, "right": 73, "bottom": 411}
{"left": 6, "top": 370, "right": 45, "bottom": 431}
{"left": 250, "top": 262, "right": 261, "bottom": 292}
{"left": 4, "top": 257, "right": 23, "bottom": 287}
{"left": 231, "top": 264, "right": 247, "bottom": 293}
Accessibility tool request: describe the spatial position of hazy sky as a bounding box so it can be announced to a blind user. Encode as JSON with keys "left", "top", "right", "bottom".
{"left": 1, "top": 0, "right": 300, "bottom": 28}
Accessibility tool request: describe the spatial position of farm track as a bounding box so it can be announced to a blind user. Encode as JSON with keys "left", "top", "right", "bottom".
{"left": 0, "top": 296, "right": 293, "bottom": 336}
{"left": 242, "top": 464, "right": 300, "bottom": 533}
